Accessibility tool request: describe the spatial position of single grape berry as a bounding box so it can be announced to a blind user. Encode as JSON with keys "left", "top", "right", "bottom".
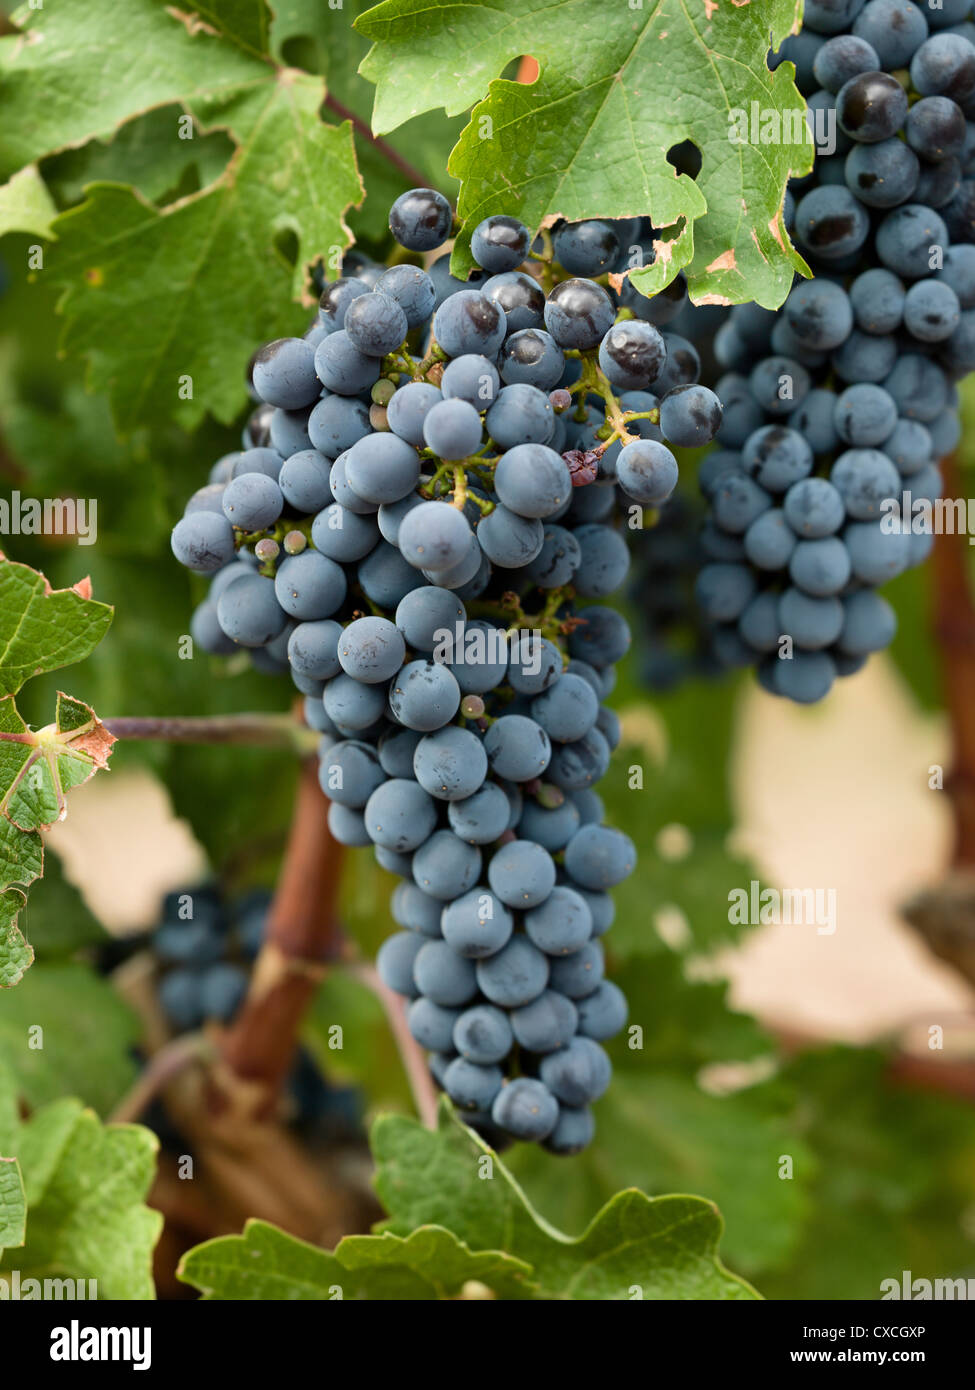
{"left": 388, "top": 187, "right": 453, "bottom": 251}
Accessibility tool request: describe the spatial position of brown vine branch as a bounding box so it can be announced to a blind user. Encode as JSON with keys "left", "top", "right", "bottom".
{"left": 322, "top": 93, "right": 438, "bottom": 197}
{"left": 103, "top": 713, "right": 319, "bottom": 754}
{"left": 214, "top": 756, "right": 346, "bottom": 1121}
{"left": 931, "top": 452, "right": 975, "bottom": 866}
{"left": 109, "top": 1033, "right": 215, "bottom": 1125}
{"left": 349, "top": 960, "right": 439, "bottom": 1129}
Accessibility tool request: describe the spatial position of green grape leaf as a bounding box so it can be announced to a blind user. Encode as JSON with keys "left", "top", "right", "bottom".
{"left": 179, "top": 1218, "right": 533, "bottom": 1299}
{"left": 271, "top": 0, "right": 463, "bottom": 243}
{"left": 41, "top": 108, "right": 236, "bottom": 211}
{"left": 0, "top": 962, "right": 139, "bottom": 1113}
{"left": 0, "top": 165, "right": 57, "bottom": 239}
{"left": 50, "top": 77, "right": 362, "bottom": 433}
{"left": 0, "top": 1156, "right": 26, "bottom": 1257}
{"left": 0, "top": 558, "right": 113, "bottom": 699}
{"left": 510, "top": 1071, "right": 810, "bottom": 1278}
{"left": 0, "top": 816, "right": 43, "bottom": 896}
{"left": 356, "top": 0, "right": 812, "bottom": 306}
{"left": 0, "top": 693, "right": 115, "bottom": 833}
{"left": 0, "top": 889, "right": 32, "bottom": 990}
{"left": 0, "top": 1091, "right": 161, "bottom": 1299}
{"left": 178, "top": 0, "right": 273, "bottom": 57}
{"left": 0, "top": 0, "right": 265, "bottom": 180}
{"left": 373, "top": 1101, "right": 758, "bottom": 1299}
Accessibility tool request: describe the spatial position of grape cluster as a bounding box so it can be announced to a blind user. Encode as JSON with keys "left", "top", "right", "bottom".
{"left": 135, "top": 884, "right": 358, "bottom": 1137}
{"left": 170, "top": 190, "right": 726, "bottom": 1152}
{"left": 681, "top": 3, "right": 975, "bottom": 702}
{"left": 150, "top": 884, "right": 267, "bottom": 1029}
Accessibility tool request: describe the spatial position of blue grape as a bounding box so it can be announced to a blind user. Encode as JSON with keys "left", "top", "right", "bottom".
{"left": 510, "top": 989, "right": 578, "bottom": 1053}
{"left": 480, "top": 271, "right": 546, "bottom": 332}
{"left": 783, "top": 478, "right": 846, "bottom": 537}
{"left": 516, "top": 797, "right": 581, "bottom": 852}
{"left": 314, "top": 330, "right": 381, "bottom": 395}
{"left": 171, "top": 511, "right": 236, "bottom": 573}
{"left": 395, "top": 586, "right": 465, "bottom": 652}
{"left": 904, "top": 279, "right": 962, "bottom": 341}
{"left": 448, "top": 783, "right": 512, "bottom": 844}
{"left": 476, "top": 936, "right": 550, "bottom": 1007}
{"left": 852, "top": 0, "right": 928, "bottom": 70}
{"left": 487, "top": 839, "right": 557, "bottom": 907}
{"left": 191, "top": 601, "right": 237, "bottom": 655}
{"left": 906, "top": 96, "right": 967, "bottom": 162}
{"left": 159, "top": 970, "right": 205, "bottom": 1029}
{"left": 398, "top": 501, "right": 473, "bottom": 572}
{"left": 344, "top": 432, "right": 420, "bottom": 506}
{"left": 830, "top": 447, "right": 900, "bottom": 519}
{"left": 308, "top": 394, "right": 371, "bottom": 458}
{"left": 329, "top": 453, "right": 379, "bottom": 515}
{"left": 413, "top": 725, "right": 488, "bottom": 800}
{"left": 274, "top": 550, "right": 346, "bottom": 619}
{"left": 530, "top": 674, "right": 599, "bottom": 743}
{"left": 377, "top": 931, "right": 424, "bottom": 997}
{"left": 491, "top": 1077, "right": 559, "bottom": 1140}
{"left": 543, "top": 278, "right": 615, "bottom": 350}
{"left": 845, "top": 139, "right": 920, "bottom": 208}
{"left": 423, "top": 398, "right": 484, "bottom": 459}
{"left": 279, "top": 450, "right": 333, "bottom": 512}
{"left": 408, "top": 998, "right": 462, "bottom": 1051}
{"left": 659, "top": 385, "right": 723, "bottom": 448}
{"left": 388, "top": 187, "right": 452, "bottom": 252}
{"left": 338, "top": 616, "right": 406, "bottom": 683}
{"left": 440, "top": 354, "right": 500, "bottom": 409}
{"left": 323, "top": 672, "right": 388, "bottom": 731}
{"left": 344, "top": 290, "right": 408, "bottom": 357}
{"left": 318, "top": 276, "right": 369, "bottom": 329}
{"left": 498, "top": 328, "right": 565, "bottom": 391}
{"left": 615, "top": 438, "right": 679, "bottom": 505}
{"left": 524, "top": 885, "right": 593, "bottom": 955}
{"left": 563, "top": 824, "right": 635, "bottom": 890}
{"left": 832, "top": 329, "right": 899, "bottom": 384}
{"left": 744, "top": 509, "right": 797, "bottom": 570}
{"left": 444, "top": 1057, "right": 504, "bottom": 1111}
{"left": 838, "top": 589, "right": 898, "bottom": 654}
{"left": 319, "top": 739, "right": 385, "bottom": 808}
{"left": 552, "top": 220, "right": 621, "bottom": 276}
{"left": 217, "top": 573, "right": 288, "bottom": 646}
{"left": 539, "top": 1036, "right": 611, "bottom": 1103}
{"left": 483, "top": 715, "right": 552, "bottom": 781}
{"left": 412, "top": 830, "right": 482, "bottom": 900}
{"left": 784, "top": 279, "right": 854, "bottom": 350}
{"left": 392, "top": 880, "right": 443, "bottom": 936}
{"left": 445, "top": 619, "right": 509, "bottom": 693}
{"left": 387, "top": 381, "right": 443, "bottom": 446}
{"left": 471, "top": 214, "right": 531, "bottom": 272}
{"left": 813, "top": 34, "right": 881, "bottom": 92}
{"left": 524, "top": 524, "right": 582, "bottom": 588}
{"left": 375, "top": 264, "right": 436, "bottom": 327}
{"left": 876, "top": 205, "right": 950, "bottom": 280}
{"left": 485, "top": 384, "right": 555, "bottom": 449}
{"left": 695, "top": 562, "right": 757, "bottom": 621}
{"left": 252, "top": 337, "right": 319, "bottom": 409}
{"left": 574, "top": 980, "right": 628, "bottom": 1041}
{"left": 389, "top": 659, "right": 461, "bottom": 731}
{"left": 789, "top": 536, "right": 853, "bottom": 595}
{"left": 567, "top": 605, "right": 631, "bottom": 665}
{"left": 779, "top": 587, "right": 844, "bottom": 649}
{"left": 543, "top": 1105, "right": 595, "bottom": 1155}
{"left": 849, "top": 268, "right": 906, "bottom": 333}
{"left": 844, "top": 518, "right": 913, "bottom": 582}
{"left": 433, "top": 290, "right": 507, "bottom": 358}
{"left": 476, "top": 505, "right": 545, "bottom": 568}
{"left": 358, "top": 541, "right": 426, "bottom": 607}
{"left": 413, "top": 940, "right": 479, "bottom": 1007}
{"left": 222, "top": 472, "right": 283, "bottom": 531}
{"left": 441, "top": 888, "right": 513, "bottom": 957}
{"left": 771, "top": 651, "right": 837, "bottom": 703}
{"left": 598, "top": 320, "right": 666, "bottom": 391}
{"left": 546, "top": 727, "right": 611, "bottom": 791}
{"left": 311, "top": 502, "right": 380, "bottom": 563}
{"left": 453, "top": 1005, "right": 514, "bottom": 1064}
{"left": 364, "top": 778, "right": 439, "bottom": 852}
{"left": 833, "top": 385, "right": 898, "bottom": 446}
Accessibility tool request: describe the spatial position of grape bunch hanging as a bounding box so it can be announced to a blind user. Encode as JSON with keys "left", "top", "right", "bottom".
{"left": 671, "top": 2, "right": 975, "bottom": 702}
{"left": 169, "top": 189, "right": 723, "bottom": 1153}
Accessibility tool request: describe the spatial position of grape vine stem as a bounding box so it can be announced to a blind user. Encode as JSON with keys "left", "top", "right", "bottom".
{"left": 213, "top": 756, "right": 346, "bottom": 1120}
{"left": 103, "top": 713, "right": 319, "bottom": 755}
{"left": 349, "top": 961, "right": 439, "bottom": 1129}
